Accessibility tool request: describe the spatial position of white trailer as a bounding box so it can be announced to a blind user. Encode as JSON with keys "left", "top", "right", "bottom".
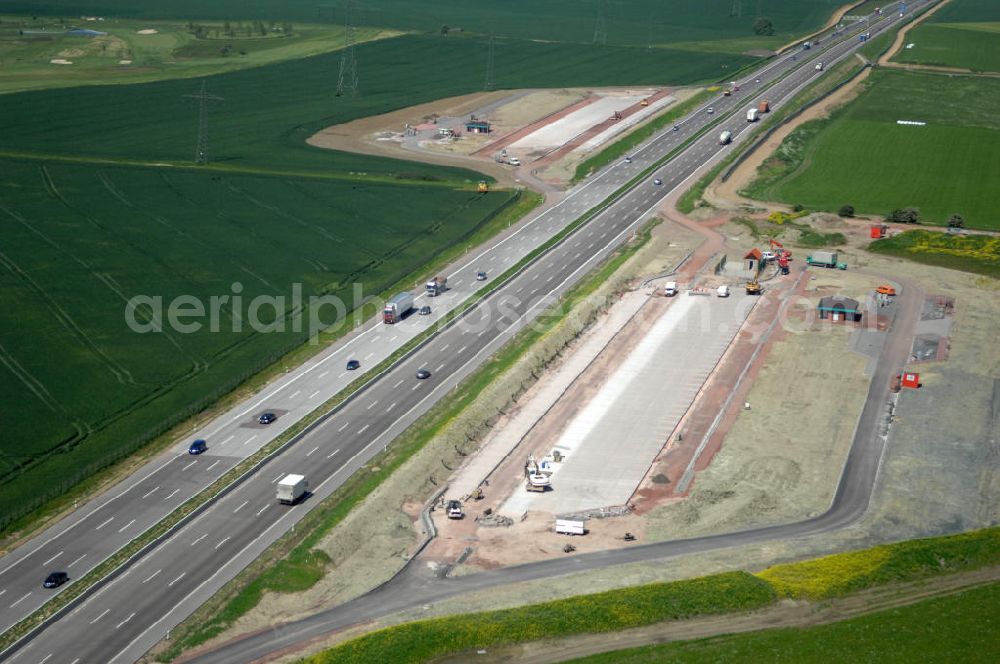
{"left": 555, "top": 518, "right": 586, "bottom": 535}
{"left": 277, "top": 474, "right": 307, "bottom": 504}
{"left": 383, "top": 292, "right": 414, "bottom": 324}
{"left": 746, "top": 108, "right": 759, "bottom": 122}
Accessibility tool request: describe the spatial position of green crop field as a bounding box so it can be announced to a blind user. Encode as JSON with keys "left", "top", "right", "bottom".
{"left": 893, "top": 0, "right": 1000, "bottom": 72}
{"left": 571, "top": 580, "right": 1000, "bottom": 664}
{"left": 0, "top": 0, "right": 846, "bottom": 50}
{"left": 744, "top": 69, "right": 1000, "bottom": 228}
{"left": 0, "top": 158, "right": 517, "bottom": 527}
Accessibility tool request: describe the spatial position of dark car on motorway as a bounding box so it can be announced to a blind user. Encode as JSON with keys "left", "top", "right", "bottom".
{"left": 188, "top": 439, "right": 207, "bottom": 455}
{"left": 476, "top": 271, "right": 487, "bottom": 281}
{"left": 415, "top": 369, "right": 431, "bottom": 379}
{"left": 419, "top": 305, "right": 431, "bottom": 316}
{"left": 258, "top": 412, "right": 277, "bottom": 425}
{"left": 346, "top": 359, "right": 361, "bottom": 370}
{"left": 43, "top": 572, "right": 68, "bottom": 589}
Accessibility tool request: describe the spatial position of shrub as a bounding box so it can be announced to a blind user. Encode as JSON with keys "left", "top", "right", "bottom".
{"left": 888, "top": 207, "right": 920, "bottom": 224}
{"left": 838, "top": 205, "right": 855, "bottom": 218}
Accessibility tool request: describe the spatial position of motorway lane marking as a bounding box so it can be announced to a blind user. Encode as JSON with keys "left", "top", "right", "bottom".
{"left": 393, "top": 379, "right": 404, "bottom": 388}
{"left": 364, "top": 352, "right": 374, "bottom": 360}
{"left": 307, "top": 446, "right": 319, "bottom": 456}
{"left": 411, "top": 384, "right": 420, "bottom": 391}
{"left": 164, "top": 489, "right": 179, "bottom": 501}
{"left": 181, "top": 460, "right": 197, "bottom": 471}
{"left": 0, "top": 590, "right": 5, "bottom": 598}
{"left": 273, "top": 474, "right": 283, "bottom": 483}
{"left": 69, "top": 659, "right": 80, "bottom": 664}
{"left": 116, "top": 611, "right": 136, "bottom": 629}
{"left": 215, "top": 537, "right": 230, "bottom": 550}
{"left": 169, "top": 572, "right": 185, "bottom": 586}
{"left": 435, "top": 364, "right": 445, "bottom": 372}
{"left": 290, "top": 390, "right": 301, "bottom": 399}
{"left": 441, "top": 344, "right": 449, "bottom": 351}
{"left": 478, "top": 329, "right": 486, "bottom": 337}
{"left": 142, "top": 570, "right": 160, "bottom": 584}
{"left": 366, "top": 400, "right": 378, "bottom": 410}
{"left": 190, "top": 534, "right": 207, "bottom": 547}
{"left": 206, "top": 460, "right": 220, "bottom": 472}
{"left": 233, "top": 500, "right": 248, "bottom": 513}
{"left": 327, "top": 448, "right": 341, "bottom": 458}
{"left": 358, "top": 424, "right": 370, "bottom": 434}
{"left": 117, "top": 519, "right": 135, "bottom": 533}
{"left": 372, "top": 336, "right": 381, "bottom": 342}
{"left": 458, "top": 346, "right": 467, "bottom": 354}
{"left": 39, "top": 654, "right": 52, "bottom": 664}
{"left": 318, "top": 371, "right": 329, "bottom": 379}
{"left": 68, "top": 554, "right": 86, "bottom": 568}
{"left": 256, "top": 504, "right": 270, "bottom": 516}
{"left": 95, "top": 517, "right": 114, "bottom": 530}
{"left": 386, "top": 402, "right": 396, "bottom": 413}
{"left": 141, "top": 487, "right": 159, "bottom": 499}
{"left": 390, "top": 335, "right": 398, "bottom": 341}
{"left": 243, "top": 434, "right": 258, "bottom": 446}
{"left": 337, "top": 421, "right": 350, "bottom": 432}
{"left": 220, "top": 434, "right": 235, "bottom": 445}
{"left": 42, "top": 551, "right": 63, "bottom": 566}
{"left": 9, "top": 592, "right": 30, "bottom": 608}
{"left": 309, "top": 390, "right": 321, "bottom": 399}
{"left": 338, "top": 371, "right": 347, "bottom": 378}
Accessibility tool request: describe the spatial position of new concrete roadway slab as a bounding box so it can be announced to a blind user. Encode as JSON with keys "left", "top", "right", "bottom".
{"left": 502, "top": 293, "right": 754, "bottom": 515}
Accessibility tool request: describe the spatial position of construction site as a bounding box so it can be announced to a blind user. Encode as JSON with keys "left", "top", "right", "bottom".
{"left": 195, "top": 82, "right": 999, "bottom": 653}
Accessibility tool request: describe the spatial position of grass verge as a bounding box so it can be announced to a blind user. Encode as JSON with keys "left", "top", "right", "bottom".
{"left": 570, "top": 580, "right": 1000, "bottom": 663}
{"left": 868, "top": 230, "right": 1000, "bottom": 280}
{"left": 571, "top": 89, "right": 715, "bottom": 183}
{"left": 301, "top": 525, "right": 1000, "bottom": 663}
{"left": 304, "top": 572, "right": 775, "bottom": 664}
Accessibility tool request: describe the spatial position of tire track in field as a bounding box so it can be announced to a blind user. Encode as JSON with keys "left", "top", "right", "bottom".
{"left": 39, "top": 166, "right": 208, "bottom": 370}
{"left": 0, "top": 209, "right": 134, "bottom": 386}
{"left": 222, "top": 178, "right": 347, "bottom": 251}
{"left": 100, "top": 171, "right": 279, "bottom": 293}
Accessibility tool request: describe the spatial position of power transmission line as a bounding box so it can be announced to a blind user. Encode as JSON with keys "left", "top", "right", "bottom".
{"left": 182, "top": 81, "right": 223, "bottom": 165}
{"left": 593, "top": 0, "right": 607, "bottom": 45}
{"left": 336, "top": 0, "right": 358, "bottom": 97}
{"left": 484, "top": 32, "right": 495, "bottom": 91}
{"left": 731, "top": 0, "right": 743, "bottom": 17}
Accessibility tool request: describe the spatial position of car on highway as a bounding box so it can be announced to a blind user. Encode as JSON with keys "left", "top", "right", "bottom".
{"left": 188, "top": 439, "right": 207, "bottom": 455}
{"left": 672, "top": 125, "right": 679, "bottom": 131}
{"left": 624, "top": 156, "right": 632, "bottom": 163}
{"left": 258, "top": 412, "right": 277, "bottom": 425}
{"left": 476, "top": 271, "right": 487, "bottom": 281}
{"left": 419, "top": 305, "right": 432, "bottom": 316}
{"left": 508, "top": 157, "right": 521, "bottom": 166}
{"left": 653, "top": 178, "right": 663, "bottom": 185}
{"left": 346, "top": 359, "right": 361, "bottom": 370}
{"left": 43, "top": 572, "right": 68, "bottom": 589}
{"left": 415, "top": 369, "right": 431, "bottom": 379}
{"left": 707, "top": 107, "right": 714, "bottom": 114}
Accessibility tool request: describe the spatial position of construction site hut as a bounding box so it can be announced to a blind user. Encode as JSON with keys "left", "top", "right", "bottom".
{"left": 466, "top": 118, "right": 491, "bottom": 134}
{"left": 744, "top": 248, "right": 762, "bottom": 273}
{"left": 817, "top": 295, "right": 862, "bottom": 322}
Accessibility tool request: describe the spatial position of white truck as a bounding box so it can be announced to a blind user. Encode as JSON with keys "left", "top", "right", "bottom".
{"left": 746, "top": 107, "right": 759, "bottom": 122}
{"left": 277, "top": 474, "right": 307, "bottom": 505}
{"left": 719, "top": 130, "right": 732, "bottom": 145}
{"left": 664, "top": 281, "right": 678, "bottom": 297}
{"left": 425, "top": 276, "right": 447, "bottom": 296}
{"left": 383, "top": 291, "right": 414, "bottom": 324}
{"left": 716, "top": 284, "right": 730, "bottom": 298}
{"left": 815, "top": 62, "right": 824, "bottom": 71}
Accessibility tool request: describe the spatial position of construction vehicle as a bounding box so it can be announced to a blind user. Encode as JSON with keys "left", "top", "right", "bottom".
{"left": 611, "top": 110, "right": 622, "bottom": 121}
{"left": 746, "top": 108, "right": 759, "bottom": 122}
{"left": 525, "top": 455, "right": 551, "bottom": 492}
{"left": 870, "top": 224, "right": 888, "bottom": 238}
{"left": 719, "top": 130, "right": 732, "bottom": 145}
{"left": 477, "top": 180, "right": 489, "bottom": 193}
{"left": 876, "top": 285, "right": 897, "bottom": 296}
{"left": 723, "top": 88, "right": 732, "bottom": 96}
{"left": 778, "top": 253, "right": 790, "bottom": 275}
{"left": 640, "top": 98, "right": 649, "bottom": 107}
{"left": 768, "top": 238, "right": 791, "bottom": 261}
{"left": 745, "top": 279, "right": 762, "bottom": 295}
{"left": 758, "top": 99, "right": 770, "bottom": 113}
{"left": 664, "top": 281, "right": 678, "bottom": 297}
{"left": 425, "top": 276, "right": 447, "bottom": 296}
{"left": 277, "top": 474, "right": 307, "bottom": 505}
{"left": 383, "top": 292, "right": 414, "bottom": 324}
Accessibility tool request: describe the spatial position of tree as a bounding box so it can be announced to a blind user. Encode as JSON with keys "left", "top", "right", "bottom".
{"left": 838, "top": 205, "right": 855, "bottom": 218}
{"left": 441, "top": 24, "right": 450, "bottom": 34}
{"left": 888, "top": 207, "right": 919, "bottom": 224}
{"left": 753, "top": 17, "right": 775, "bottom": 36}
{"left": 947, "top": 213, "right": 965, "bottom": 228}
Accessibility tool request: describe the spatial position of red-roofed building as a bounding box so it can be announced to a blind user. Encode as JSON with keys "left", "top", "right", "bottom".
{"left": 744, "top": 248, "right": 762, "bottom": 273}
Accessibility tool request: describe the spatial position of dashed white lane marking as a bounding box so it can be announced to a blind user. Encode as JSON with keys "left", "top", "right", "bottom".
{"left": 95, "top": 517, "right": 113, "bottom": 530}
{"left": 142, "top": 486, "right": 159, "bottom": 499}
{"left": 142, "top": 569, "right": 160, "bottom": 584}
{"left": 327, "top": 448, "right": 340, "bottom": 459}
{"left": 117, "top": 519, "right": 135, "bottom": 533}
{"left": 307, "top": 446, "right": 319, "bottom": 456}
{"left": 338, "top": 422, "right": 350, "bottom": 432}
{"left": 233, "top": 500, "right": 248, "bottom": 513}
{"left": 168, "top": 572, "right": 186, "bottom": 587}
{"left": 90, "top": 609, "right": 110, "bottom": 624}
{"left": 190, "top": 534, "right": 207, "bottom": 547}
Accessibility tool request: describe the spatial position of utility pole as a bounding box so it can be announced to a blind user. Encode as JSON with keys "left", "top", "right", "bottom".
{"left": 593, "top": 0, "right": 607, "bottom": 45}
{"left": 484, "top": 32, "right": 495, "bottom": 91}
{"left": 731, "top": 0, "right": 743, "bottom": 18}
{"left": 182, "top": 81, "right": 223, "bottom": 165}
{"left": 336, "top": 0, "right": 358, "bottom": 97}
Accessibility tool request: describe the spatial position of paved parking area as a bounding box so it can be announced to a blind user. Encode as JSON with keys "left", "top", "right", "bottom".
{"left": 502, "top": 293, "right": 756, "bottom": 516}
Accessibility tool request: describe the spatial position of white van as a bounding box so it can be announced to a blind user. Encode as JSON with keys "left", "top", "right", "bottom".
{"left": 664, "top": 281, "right": 678, "bottom": 297}
{"left": 716, "top": 285, "right": 730, "bottom": 298}
{"left": 508, "top": 157, "right": 521, "bottom": 166}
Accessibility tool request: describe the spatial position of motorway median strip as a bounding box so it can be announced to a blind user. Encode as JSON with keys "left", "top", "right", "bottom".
{"left": 0, "top": 20, "right": 896, "bottom": 654}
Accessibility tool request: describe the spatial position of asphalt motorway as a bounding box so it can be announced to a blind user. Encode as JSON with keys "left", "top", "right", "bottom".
{"left": 1, "top": 3, "right": 928, "bottom": 662}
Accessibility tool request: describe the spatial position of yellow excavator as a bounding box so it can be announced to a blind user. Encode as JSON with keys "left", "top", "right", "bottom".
{"left": 477, "top": 180, "right": 489, "bottom": 193}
